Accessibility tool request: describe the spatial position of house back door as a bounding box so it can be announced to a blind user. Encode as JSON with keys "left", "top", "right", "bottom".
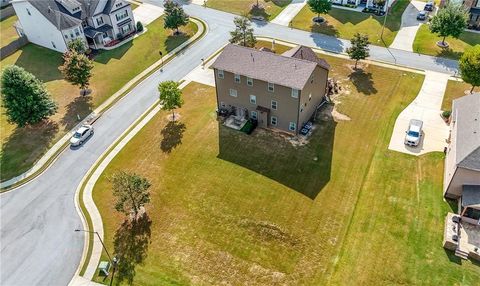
{"left": 258, "top": 111, "right": 268, "bottom": 128}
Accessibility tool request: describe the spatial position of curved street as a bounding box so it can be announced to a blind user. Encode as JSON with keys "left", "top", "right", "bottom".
{"left": 0, "top": 1, "right": 460, "bottom": 285}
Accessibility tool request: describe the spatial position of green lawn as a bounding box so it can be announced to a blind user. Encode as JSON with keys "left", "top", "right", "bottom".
{"left": 442, "top": 79, "right": 480, "bottom": 111}
{"left": 0, "top": 18, "right": 197, "bottom": 181}
{"left": 0, "top": 15, "right": 19, "bottom": 48}
{"left": 292, "top": 0, "right": 409, "bottom": 46}
{"left": 413, "top": 24, "right": 480, "bottom": 60}
{"left": 91, "top": 45, "right": 480, "bottom": 285}
{"left": 207, "top": 0, "right": 292, "bottom": 21}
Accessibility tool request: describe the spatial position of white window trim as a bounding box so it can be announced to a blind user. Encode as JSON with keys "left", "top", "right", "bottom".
{"left": 218, "top": 70, "right": 224, "bottom": 79}
{"left": 234, "top": 74, "right": 241, "bottom": 83}
{"left": 251, "top": 110, "right": 258, "bottom": 120}
{"left": 271, "top": 100, "right": 277, "bottom": 110}
{"left": 291, "top": 88, "right": 299, "bottom": 98}
{"left": 249, "top": 95, "right": 256, "bottom": 104}
{"left": 309, "top": 93, "right": 312, "bottom": 101}
{"left": 289, "top": 122, "right": 296, "bottom": 131}
{"left": 247, "top": 77, "right": 253, "bottom": 86}
{"left": 268, "top": 82, "right": 274, "bottom": 92}
{"left": 271, "top": 116, "right": 277, "bottom": 126}
{"left": 229, "top": 89, "right": 237, "bottom": 97}
{"left": 220, "top": 102, "right": 226, "bottom": 108}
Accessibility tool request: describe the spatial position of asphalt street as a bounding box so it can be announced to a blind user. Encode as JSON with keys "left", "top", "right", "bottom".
{"left": 0, "top": 1, "right": 459, "bottom": 285}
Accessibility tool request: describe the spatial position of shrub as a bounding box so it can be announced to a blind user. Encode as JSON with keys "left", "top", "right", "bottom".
{"left": 136, "top": 21, "right": 144, "bottom": 32}
{"left": 442, "top": 110, "right": 452, "bottom": 119}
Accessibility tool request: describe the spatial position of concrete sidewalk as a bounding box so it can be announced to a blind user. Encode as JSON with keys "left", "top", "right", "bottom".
{"left": 389, "top": 0, "right": 426, "bottom": 52}
{"left": 271, "top": 0, "right": 306, "bottom": 26}
{"left": 388, "top": 71, "right": 451, "bottom": 156}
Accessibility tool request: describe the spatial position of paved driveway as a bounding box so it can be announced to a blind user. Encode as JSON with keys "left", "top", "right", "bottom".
{"left": 388, "top": 71, "right": 451, "bottom": 155}
{"left": 270, "top": 0, "right": 306, "bottom": 26}
{"left": 389, "top": 0, "right": 427, "bottom": 52}
{"left": 133, "top": 3, "right": 164, "bottom": 25}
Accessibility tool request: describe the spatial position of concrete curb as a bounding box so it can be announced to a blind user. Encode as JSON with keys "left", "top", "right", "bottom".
{"left": 1, "top": 18, "right": 205, "bottom": 192}
{"left": 69, "top": 21, "right": 206, "bottom": 285}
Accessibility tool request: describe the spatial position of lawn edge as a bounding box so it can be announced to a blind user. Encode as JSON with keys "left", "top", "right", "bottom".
{"left": 72, "top": 19, "right": 207, "bottom": 281}
{"left": 0, "top": 18, "right": 207, "bottom": 192}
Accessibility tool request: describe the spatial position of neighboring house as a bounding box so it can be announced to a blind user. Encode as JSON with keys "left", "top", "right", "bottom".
{"left": 1, "top": 0, "right": 11, "bottom": 8}
{"left": 211, "top": 44, "right": 330, "bottom": 135}
{"left": 12, "top": 0, "right": 135, "bottom": 53}
{"left": 463, "top": 0, "right": 480, "bottom": 29}
{"left": 444, "top": 93, "right": 480, "bottom": 221}
{"left": 330, "top": 0, "right": 395, "bottom": 12}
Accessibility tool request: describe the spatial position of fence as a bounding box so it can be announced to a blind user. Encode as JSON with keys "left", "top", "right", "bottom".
{"left": 0, "top": 36, "right": 28, "bottom": 60}
{"left": 0, "top": 5, "right": 15, "bottom": 20}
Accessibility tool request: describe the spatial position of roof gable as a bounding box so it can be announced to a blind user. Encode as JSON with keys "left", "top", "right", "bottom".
{"left": 282, "top": 45, "right": 330, "bottom": 70}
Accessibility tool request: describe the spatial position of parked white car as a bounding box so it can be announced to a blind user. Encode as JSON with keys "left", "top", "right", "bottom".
{"left": 404, "top": 119, "right": 423, "bottom": 147}
{"left": 70, "top": 125, "right": 94, "bottom": 146}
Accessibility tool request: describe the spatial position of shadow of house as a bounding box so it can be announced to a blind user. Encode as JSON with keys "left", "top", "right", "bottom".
{"left": 61, "top": 96, "right": 94, "bottom": 131}
{"left": 14, "top": 44, "right": 64, "bottom": 83}
{"left": 113, "top": 213, "right": 152, "bottom": 285}
{"left": 348, "top": 69, "right": 377, "bottom": 95}
{"left": 93, "top": 41, "right": 133, "bottom": 65}
{"left": 160, "top": 121, "right": 186, "bottom": 153}
{"left": 1, "top": 120, "right": 58, "bottom": 181}
{"left": 217, "top": 116, "right": 336, "bottom": 200}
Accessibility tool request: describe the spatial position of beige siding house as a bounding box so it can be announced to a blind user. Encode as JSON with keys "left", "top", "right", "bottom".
{"left": 211, "top": 44, "right": 329, "bottom": 134}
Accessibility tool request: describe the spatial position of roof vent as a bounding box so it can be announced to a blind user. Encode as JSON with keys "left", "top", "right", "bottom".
{"left": 48, "top": 6, "right": 52, "bottom": 13}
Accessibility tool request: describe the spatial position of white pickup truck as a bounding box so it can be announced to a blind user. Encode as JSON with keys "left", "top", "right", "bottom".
{"left": 404, "top": 119, "right": 423, "bottom": 147}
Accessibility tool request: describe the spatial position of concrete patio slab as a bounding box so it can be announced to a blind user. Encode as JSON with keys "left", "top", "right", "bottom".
{"left": 389, "top": 0, "right": 426, "bottom": 52}
{"left": 133, "top": 3, "right": 164, "bottom": 25}
{"left": 388, "top": 71, "right": 451, "bottom": 156}
{"left": 271, "top": 0, "right": 307, "bottom": 26}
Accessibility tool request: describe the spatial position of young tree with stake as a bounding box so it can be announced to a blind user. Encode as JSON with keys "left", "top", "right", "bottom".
{"left": 111, "top": 171, "right": 151, "bottom": 220}
{"left": 59, "top": 50, "right": 94, "bottom": 96}
{"left": 158, "top": 80, "right": 184, "bottom": 121}
{"left": 459, "top": 45, "right": 480, "bottom": 94}
{"left": 430, "top": 3, "right": 468, "bottom": 47}
{"left": 229, "top": 16, "right": 256, "bottom": 48}
{"left": 346, "top": 33, "right": 370, "bottom": 69}
{"left": 307, "top": 0, "right": 331, "bottom": 22}
{"left": 163, "top": 0, "right": 189, "bottom": 35}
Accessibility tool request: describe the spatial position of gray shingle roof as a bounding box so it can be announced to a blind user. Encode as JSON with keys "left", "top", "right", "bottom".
{"left": 461, "top": 185, "right": 480, "bottom": 208}
{"left": 282, "top": 45, "right": 330, "bottom": 70}
{"left": 211, "top": 44, "right": 320, "bottom": 90}
{"left": 453, "top": 93, "right": 480, "bottom": 171}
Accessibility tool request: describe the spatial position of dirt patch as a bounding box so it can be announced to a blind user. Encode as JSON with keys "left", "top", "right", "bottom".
{"left": 239, "top": 218, "right": 302, "bottom": 248}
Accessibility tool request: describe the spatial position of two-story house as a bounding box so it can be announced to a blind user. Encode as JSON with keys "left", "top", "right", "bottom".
{"left": 211, "top": 44, "right": 330, "bottom": 135}
{"left": 12, "top": 0, "right": 135, "bottom": 53}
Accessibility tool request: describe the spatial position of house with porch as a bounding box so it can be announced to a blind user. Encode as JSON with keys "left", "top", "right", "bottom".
{"left": 443, "top": 93, "right": 480, "bottom": 261}
{"left": 330, "top": 0, "right": 396, "bottom": 12}
{"left": 211, "top": 44, "right": 330, "bottom": 135}
{"left": 12, "top": 0, "right": 136, "bottom": 53}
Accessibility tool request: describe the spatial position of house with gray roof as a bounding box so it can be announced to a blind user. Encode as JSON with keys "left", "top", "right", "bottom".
{"left": 444, "top": 93, "right": 480, "bottom": 224}
{"left": 211, "top": 44, "right": 329, "bottom": 134}
{"left": 12, "top": 0, "right": 135, "bottom": 53}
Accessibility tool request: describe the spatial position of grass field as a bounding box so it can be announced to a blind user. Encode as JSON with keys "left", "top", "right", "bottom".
{"left": 0, "top": 15, "right": 19, "bottom": 48}
{"left": 0, "top": 18, "right": 197, "bottom": 181}
{"left": 91, "top": 46, "right": 480, "bottom": 285}
{"left": 413, "top": 24, "right": 480, "bottom": 60}
{"left": 442, "top": 79, "right": 480, "bottom": 111}
{"left": 292, "top": 0, "right": 409, "bottom": 47}
{"left": 207, "top": 0, "right": 292, "bottom": 21}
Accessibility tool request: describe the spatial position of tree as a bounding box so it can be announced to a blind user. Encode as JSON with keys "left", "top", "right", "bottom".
{"left": 459, "top": 45, "right": 480, "bottom": 93}
{"left": 136, "top": 21, "right": 144, "bottom": 32}
{"left": 111, "top": 171, "right": 151, "bottom": 219}
{"left": 1, "top": 65, "right": 57, "bottom": 127}
{"left": 307, "top": 0, "right": 331, "bottom": 21}
{"left": 59, "top": 50, "right": 94, "bottom": 95}
{"left": 229, "top": 16, "right": 256, "bottom": 48}
{"left": 346, "top": 33, "right": 370, "bottom": 69}
{"left": 67, "top": 38, "right": 87, "bottom": 54}
{"left": 158, "top": 80, "right": 184, "bottom": 121}
{"left": 430, "top": 3, "right": 468, "bottom": 47}
{"left": 163, "top": 0, "right": 189, "bottom": 35}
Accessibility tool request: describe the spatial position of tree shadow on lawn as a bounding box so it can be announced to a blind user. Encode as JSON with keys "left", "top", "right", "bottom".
{"left": 165, "top": 33, "right": 191, "bottom": 53}
{"left": 348, "top": 69, "right": 377, "bottom": 95}
{"left": 13, "top": 44, "right": 64, "bottom": 83}
{"left": 93, "top": 41, "right": 133, "bottom": 65}
{"left": 435, "top": 47, "right": 463, "bottom": 61}
{"left": 60, "top": 95, "right": 94, "bottom": 131}
{"left": 0, "top": 120, "right": 58, "bottom": 181}
{"left": 217, "top": 117, "right": 336, "bottom": 200}
{"left": 160, "top": 120, "right": 186, "bottom": 153}
{"left": 309, "top": 21, "right": 340, "bottom": 37}
{"left": 113, "top": 213, "right": 152, "bottom": 285}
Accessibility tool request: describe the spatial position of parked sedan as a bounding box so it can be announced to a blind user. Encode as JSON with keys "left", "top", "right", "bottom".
{"left": 424, "top": 2, "right": 434, "bottom": 11}
{"left": 70, "top": 125, "right": 94, "bottom": 146}
{"left": 417, "top": 10, "right": 427, "bottom": 20}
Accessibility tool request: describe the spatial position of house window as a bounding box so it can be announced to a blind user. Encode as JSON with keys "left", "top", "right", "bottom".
{"left": 121, "top": 24, "right": 131, "bottom": 34}
{"left": 310, "top": 75, "right": 314, "bottom": 84}
{"left": 64, "top": 34, "right": 69, "bottom": 39}
{"left": 51, "top": 41, "right": 56, "bottom": 49}
{"left": 26, "top": 8, "right": 31, "bottom": 15}
{"left": 251, "top": 111, "right": 258, "bottom": 120}
{"left": 271, "top": 116, "right": 277, "bottom": 126}
{"left": 217, "top": 70, "right": 224, "bottom": 79}
{"left": 234, "top": 74, "right": 241, "bottom": 83}
{"left": 309, "top": 93, "right": 312, "bottom": 101}
{"left": 289, "top": 122, "right": 296, "bottom": 131}
{"left": 267, "top": 82, "right": 274, "bottom": 92}
{"left": 229, "top": 89, "right": 237, "bottom": 97}
{"left": 300, "top": 107, "right": 303, "bottom": 113}
{"left": 291, "top": 88, "right": 299, "bottom": 98}
{"left": 96, "top": 17, "right": 104, "bottom": 26}
{"left": 247, "top": 77, "right": 253, "bottom": 86}
{"left": 116, "top": 10, "right": 129, "bottom": 21}
{"left": 75, "top": 28, "right": 80, "bottom": 36}
{"left": 249, "top": 95, "right": 256, "bottom": 104}
{"left": 116, "top": 3, "right": 122, "bottom": 7}
{"left": 271, "top": 100, "right": 277, "bottom": 110}
{"left": 220, "top": 102, "right": 226, "bottom": 108}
